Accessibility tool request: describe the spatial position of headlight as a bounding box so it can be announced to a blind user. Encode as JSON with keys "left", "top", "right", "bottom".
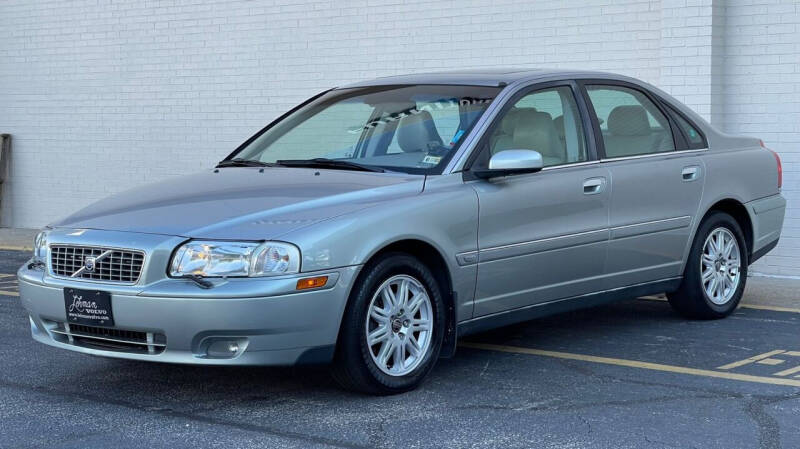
{"left": 33, "top": 230, "right": 49, "bottom": 261}
{"left": 169, "top": 240, "right": 300, "bottom": 278}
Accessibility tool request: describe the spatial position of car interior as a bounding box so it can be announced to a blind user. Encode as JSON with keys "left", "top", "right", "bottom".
{"left": 484, "top": 88, "right": 675, "bottom": 165}
{"left": 586, "top": 85, "right": 676, "bottom": 158}
{"left": 489, "top": 107, "right": 567, "bottom": 167}
{"left": 600, "top": 104, "right": 674, "bottom": 157}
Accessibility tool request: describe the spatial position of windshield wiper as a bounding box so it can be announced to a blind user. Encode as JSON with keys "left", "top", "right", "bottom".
{"left": 275, "top": 158, "right": 384, "bottom": 173}
{"left": 216, "top": 158, "right": 281, "bottom": 168}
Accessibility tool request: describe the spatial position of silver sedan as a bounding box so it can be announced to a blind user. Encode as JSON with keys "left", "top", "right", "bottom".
{"left": 18, "top": 69, "right": 785, "bottom": 394}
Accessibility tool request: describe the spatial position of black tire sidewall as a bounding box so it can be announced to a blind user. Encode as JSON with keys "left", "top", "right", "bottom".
{"left": 340, "top": 253, "right": 445, "bottom": 393}
{"left": 685, "top": 212, "right": 749, "bottom": 316}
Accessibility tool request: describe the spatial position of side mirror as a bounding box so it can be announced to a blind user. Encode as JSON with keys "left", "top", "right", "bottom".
{"left": 473, "top": 149, "right": 544, "bottom": 179}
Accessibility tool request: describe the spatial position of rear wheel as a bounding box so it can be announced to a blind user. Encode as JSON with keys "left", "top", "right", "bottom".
{"left": 331, "top": 253, "right": 444, "bottom": 394}
{"left": 668, "top": 212, "right": 748, "bottom": 319}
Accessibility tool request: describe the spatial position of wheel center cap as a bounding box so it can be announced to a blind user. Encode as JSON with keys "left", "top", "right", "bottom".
{"left": 391, "top": 318, "right": 403, "bottom": 333}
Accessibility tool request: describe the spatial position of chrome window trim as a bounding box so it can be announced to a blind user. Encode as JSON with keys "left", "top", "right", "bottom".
{"left": 48, "top": 243, "right": 147, "bottom": 285}
{"left": 459, "top": 160, "right": 601, "bottom": 180}
{"left": 599, "top": 147, "right": 708, "bottom": 163}
{"left": 460, "top": 148, "right": 706, "bottom": 179}
{"left": 541, "top": 160, "right": 601, "bottom": 171}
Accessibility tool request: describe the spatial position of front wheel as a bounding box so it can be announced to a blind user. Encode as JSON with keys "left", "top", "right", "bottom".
{"left": 667, "top": 212, "right": 748, "bottom": 319}
{"left": 331, "top": 253, "right": 444, "bottom": 394}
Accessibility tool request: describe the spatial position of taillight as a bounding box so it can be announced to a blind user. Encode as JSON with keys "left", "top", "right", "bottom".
{"left": 760, "top": 140, "right": 782, "bottom": 189}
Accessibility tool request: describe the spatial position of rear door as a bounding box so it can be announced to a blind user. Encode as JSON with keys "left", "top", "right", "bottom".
{"left": 579, "top": 81, "right": 705, "bottom": 288}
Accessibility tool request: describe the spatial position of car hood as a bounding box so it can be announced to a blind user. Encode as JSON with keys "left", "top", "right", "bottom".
{"left": 52, "top": 167, "right": 424, "bottom": 240}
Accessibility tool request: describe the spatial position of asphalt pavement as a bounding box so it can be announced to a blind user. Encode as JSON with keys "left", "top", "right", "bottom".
{"left": 1, "top": 249, "right": 799, "bottom": 449}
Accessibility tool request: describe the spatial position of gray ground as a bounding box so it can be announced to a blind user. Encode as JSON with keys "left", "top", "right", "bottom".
{"left": 1, "top": 249, "right": 799, "bottom": 449}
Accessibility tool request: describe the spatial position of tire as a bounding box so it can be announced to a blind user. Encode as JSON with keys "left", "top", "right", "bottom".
{"left": 331, "top": 252, "right": 445, "bottom": 395}
{"left": 667, "top": 212, "right": 748, "bottom": 319}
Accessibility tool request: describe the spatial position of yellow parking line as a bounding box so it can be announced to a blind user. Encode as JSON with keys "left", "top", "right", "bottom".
{"left": 717, "top": 350, "right": 786, "bottom": 370}
{"left": 736, "top": 303, "right": 800, "bottom": 314}
{"left": 639, "top": 296, "right": 800, "bottom": 314}
{"left": 0, "top": 290, "right": 19, "bottom": 297}
{"left": 774, "top": 365, "right": 800, "bottom": 377}
{"left": 0, "top": 245, "right": 31, "bottom": 251}
{"left": 0, "top": 273, "right": 14, "bottom": 278}
{"left": 757, "top": 358, "right": 785, "bottom": 366}
{"left": 462, "top": 342, "right": 800, "bottom": 388}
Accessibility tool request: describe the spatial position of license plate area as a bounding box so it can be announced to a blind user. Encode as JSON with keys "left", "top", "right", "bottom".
{"left": 63, "top": 288, "right": 114, "bottom": 327}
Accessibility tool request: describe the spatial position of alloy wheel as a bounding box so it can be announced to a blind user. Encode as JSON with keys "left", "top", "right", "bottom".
{"left": 701, "top": 227, "right": 741, "bottom": 305}
{"left": 365, "top": 274, "right": 433, "bottom": 376}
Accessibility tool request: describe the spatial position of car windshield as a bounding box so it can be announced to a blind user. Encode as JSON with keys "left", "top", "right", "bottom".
{"left": 230, "top": 84, "right": 501, "bottom": 174}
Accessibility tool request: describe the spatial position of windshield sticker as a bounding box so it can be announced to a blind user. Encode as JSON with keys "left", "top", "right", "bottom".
{"left": 421, "top": 155, "right": 443, "bottom": 165}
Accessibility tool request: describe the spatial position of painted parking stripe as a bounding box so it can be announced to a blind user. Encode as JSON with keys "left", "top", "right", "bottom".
{"left": 640, "top": 295, "right": 800, "bottom": 314}
{"left": 717, "top": 350, "right": 787, "bottom": 370}
{"left": 0, "top": 274, "right": 19, "bottom": 297}
{"left": 461, "top": 342, "right": 800, "bottom": 388}
{"left": 0, "top": 245, "right": 30, "bottom": 251}
{"left": 774, "top": 365, "right": 800, "bottom": 377}
{"left": 733, "top": 303, "right": 800, "bottom": 314}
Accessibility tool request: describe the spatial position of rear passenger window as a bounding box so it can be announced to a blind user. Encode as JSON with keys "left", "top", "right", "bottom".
{"left": 586, "top": 85, "right": 675, "bottom": 158}
{"left": 488, "top": 86, "right": 587, "bottom": 167}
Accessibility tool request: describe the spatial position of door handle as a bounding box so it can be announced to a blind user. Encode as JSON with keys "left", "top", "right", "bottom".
{"left": 682, "top": 166, "right": 700, "bottom": 181}
{"left": 583, "top": 177, "right": 606, "bottom": 195}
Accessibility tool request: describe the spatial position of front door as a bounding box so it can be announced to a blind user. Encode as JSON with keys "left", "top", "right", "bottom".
{"left": 470, "top": 84, "right": 611, "bottom": 317}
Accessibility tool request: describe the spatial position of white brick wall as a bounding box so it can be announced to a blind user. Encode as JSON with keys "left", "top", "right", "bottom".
{"left": 720, "top": 0, "right": 800, "bottom": 276}
{"left": 0, "top": 0, "right": 797, "bottom": 275}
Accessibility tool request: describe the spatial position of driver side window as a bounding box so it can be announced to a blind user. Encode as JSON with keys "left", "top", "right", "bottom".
{"left": 489, "top": 86, "right": 588, "bottom": 167}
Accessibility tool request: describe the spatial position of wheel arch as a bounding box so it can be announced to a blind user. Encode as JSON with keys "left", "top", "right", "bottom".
{"left": 339, "top": 238, "right": 459, "bottom": 359}
{"left": 697, "top": 198, "right": 754, "bottom": 259}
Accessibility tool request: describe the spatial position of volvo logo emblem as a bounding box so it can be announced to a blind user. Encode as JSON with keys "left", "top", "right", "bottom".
{"left": 70, "top": 249, "right": 113, "bottom": 278}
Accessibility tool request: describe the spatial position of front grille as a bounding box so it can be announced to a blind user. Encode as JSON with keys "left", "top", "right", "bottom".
{"left": 50, "top": 245, "right": 145, "bottom": 283}
{"left": 71, "top": 324, "right": 147, "bottom": 343}
{"left": 47, "top": 321, "right": 166, "bottom": 354}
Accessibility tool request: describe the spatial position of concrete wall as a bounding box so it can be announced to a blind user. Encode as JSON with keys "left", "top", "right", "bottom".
{"left": 0, "top": 0, "right": 797, "bottom": 275}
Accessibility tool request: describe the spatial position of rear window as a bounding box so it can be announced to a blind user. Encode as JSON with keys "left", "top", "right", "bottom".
{"left": 666, "top": 105, "right": 706, "bottom": 149}
{"left": 585, "top": 85, "right": 676, "bottom": 158}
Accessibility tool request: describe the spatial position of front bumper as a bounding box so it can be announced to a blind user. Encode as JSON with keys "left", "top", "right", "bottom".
{"left": 18, "top": 263, "right": 359, "bottom": 366}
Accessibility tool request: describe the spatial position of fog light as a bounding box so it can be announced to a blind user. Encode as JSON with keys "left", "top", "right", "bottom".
{"left": 204, "top": 338, "right": 247, "bottom": 358}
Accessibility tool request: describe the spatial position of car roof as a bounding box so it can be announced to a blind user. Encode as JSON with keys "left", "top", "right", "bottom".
{"left": 339, "top": 68, "right": 620, "bottom": 88}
